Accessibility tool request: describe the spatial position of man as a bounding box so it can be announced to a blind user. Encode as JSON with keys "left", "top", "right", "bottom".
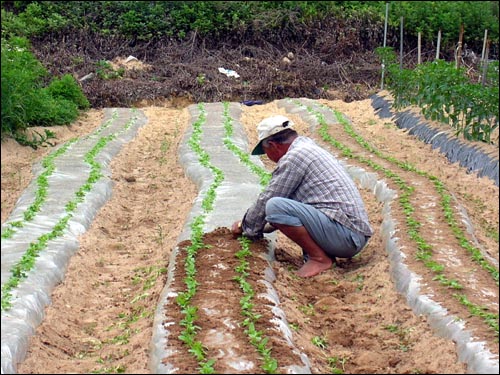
{"left": 231, "top": 115, "right": 373, "bottom": 277}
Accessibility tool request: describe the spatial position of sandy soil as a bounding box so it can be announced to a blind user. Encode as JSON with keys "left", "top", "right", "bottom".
{"left": 1, "top": 97, "right": 498, "bottom": 374}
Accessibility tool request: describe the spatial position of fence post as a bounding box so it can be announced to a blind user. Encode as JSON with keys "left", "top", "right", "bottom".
{"left": 436, "top": 30, "right": 441, "bottom": 60}
{"left": 400, "top": 17, "right": 404, "bottom": 70}
{"left": 481, "top": 40, "right": 490, "bottom": 86}
{"left": 481, "top": 29, "right": 488, "bottom": 62}
{"left": 456, "top": 24, "right": 464, "bottom": 68}
{"left": 380, "top": 1, "right": 389, "bottom": 90}
{"left": 418, "top": 32, "right": 421, "bottom": 65}
{"left": 479, "top": 29, "right": 488, "bottom": 83}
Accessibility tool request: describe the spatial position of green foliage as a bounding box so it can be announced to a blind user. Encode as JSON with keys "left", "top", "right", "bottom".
{"left": 1, "top": 36, "right": 89, "bottom": 141}
{"left": 24, "top": 88, "right": 79, "bottom": 126}
{"left": 1, "top": 2, "right": 69, "bottom": 38}
{"left": 311, "top": 335, "right": 328, "bottom": 349}
{"left": 484, "top": 61, "right": 499, "bottom": 87}
{"left": 1, "top": 8, "right": 32, "bottom": 38}
{"left": 2, "top": 1, "right": 497, "bottom": 49}
{"left": 389, "top": 1, "right": 499, "bottom": 49}
{"left": 381, "top": 48, "right": 499, "bottom": 143}
{"left": 46, "top": 74, "right": 90, "bottom": 110}
{"left": 328, "top": 355, "right": 348, "bottom": 374}
{"left": 1, "top": 36, "right": 46, "bottom": 134}
{"left": 12, "top": 128, "right": 57, "bottom": 149}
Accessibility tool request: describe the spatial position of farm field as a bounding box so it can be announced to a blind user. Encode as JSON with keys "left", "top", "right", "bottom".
{"left": 1, "top": 96, "right": 498, "bottom": 374}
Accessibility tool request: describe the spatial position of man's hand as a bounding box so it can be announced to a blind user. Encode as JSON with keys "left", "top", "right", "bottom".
{"left": 231, "top": 220, "right": 243, "bottom": 237}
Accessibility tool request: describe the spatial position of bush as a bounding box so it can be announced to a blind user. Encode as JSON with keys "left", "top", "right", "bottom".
{"left": 46, "top": 74, "right": 90, "bottom": 110}
{"left": 380, "top": 47, "right": 499, "bottom": 144}
{"left": 1, "top": 36, "right": 48, "bottom": 135}
{"left": 25, "top": 88, "right": 80, "bottom": 127}
{"left": 1, "top": 36, "right": 89, "bottom": 141}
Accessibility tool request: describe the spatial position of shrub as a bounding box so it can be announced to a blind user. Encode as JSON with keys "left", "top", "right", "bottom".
{"left": 46, "top": 74, "right": 90, "bottom": 110}
{"left": 1, "top": 36, "right": 48, "bottom": 135}
{"left": 1, "top": 36, "right": 89, "bottom": 141}
{"left": 25, "top": 89, "right": 79, "bottom": 127}
{"left": 379, "top": 47, "right": 499, "bottom": 144}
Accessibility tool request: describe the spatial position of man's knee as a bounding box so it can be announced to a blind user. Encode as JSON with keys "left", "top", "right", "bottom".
{"left": 265, "top": 196, "right": 285, "bottom": 216}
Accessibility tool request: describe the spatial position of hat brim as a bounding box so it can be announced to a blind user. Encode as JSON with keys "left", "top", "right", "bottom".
{"left": 251, "top": 140, "right": 265, "bottom": 155}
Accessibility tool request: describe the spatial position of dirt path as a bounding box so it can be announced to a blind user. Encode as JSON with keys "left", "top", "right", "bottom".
{"left": 1, "top": 97, "right": 498, "bottom": 374}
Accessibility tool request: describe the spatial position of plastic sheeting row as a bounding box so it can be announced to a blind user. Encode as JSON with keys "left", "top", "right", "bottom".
{"left": 277, "top": 97, "right": 499, "bottom": 374}
{"left": 1, "top": 108, "right": 148, "bottom": 374}
{"left": 371, "top": 94, "right": 499, "bottom": 187}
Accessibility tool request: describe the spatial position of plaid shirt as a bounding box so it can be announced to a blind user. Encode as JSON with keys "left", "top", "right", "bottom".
{"left": 242, "top": 136, "right": 373, "bottom": 238}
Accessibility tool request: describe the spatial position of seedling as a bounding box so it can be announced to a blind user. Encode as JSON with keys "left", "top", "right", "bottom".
{"left": 327, "top": 356, "right": 348, "bottom": 374}
{"left": 298, "top": 303, "right": 315, "bottom": 316}
{"left": 311, "top": 335, "right": 328, "bottom": 349}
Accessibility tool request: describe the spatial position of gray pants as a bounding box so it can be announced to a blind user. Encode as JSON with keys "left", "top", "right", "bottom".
{"left": 265, "top": 197, "right": 368, "bottom": 259}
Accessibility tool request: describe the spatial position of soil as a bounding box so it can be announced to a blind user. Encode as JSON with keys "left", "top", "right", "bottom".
{"left": 2, "top": 92, "right": 498, "bottom": 374}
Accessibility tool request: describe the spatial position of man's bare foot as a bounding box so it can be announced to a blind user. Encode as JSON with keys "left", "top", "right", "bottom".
{"left": 297, "top": 258, "right": 333, "bottom": 277}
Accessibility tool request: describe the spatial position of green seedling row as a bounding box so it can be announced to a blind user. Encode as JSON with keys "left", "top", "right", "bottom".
{"left": 222, "top": 102, "right": 279, "bottom": 372}
{"left": 176, "top": 102, "right": 288, "bottom": 372}
{"left": 233, "top": 236, "right": 278, "bottom": 374}
{"left": 1, "top": 110, "right": 120, "bottom": 239}
{"left": 291, "top": 99, "right": 498, "bottom": 337}
{"left": 1, "top": 109, "right": 140, "bottom": 312}
{"left": 221, "top": 102, "right": 271, "bottom": 186}
{"left": 176, "top": 103, "right": 218, "bottom": 373}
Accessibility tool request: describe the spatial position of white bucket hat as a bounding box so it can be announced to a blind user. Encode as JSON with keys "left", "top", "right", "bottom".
{"left": 251, "top": 115, "right": 294, "bottom": 155}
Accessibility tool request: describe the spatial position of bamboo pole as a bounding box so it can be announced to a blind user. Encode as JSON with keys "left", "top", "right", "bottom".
{"left": 400, "top": 17, "right": 404, "bottom": 70}
{"left": 481, "top": 39, "right": 490, "bottom": 86}
{"left": 456, "top": 24, "right": 464, "bottom": 68}
{"left": 481, "top": 29, "right": 488, "bottom": 62}
{"left": 418, "top": 32, "right": 421, "bottom": 65}
{"left": 380, "top": 1, "right": 389, "bottom": 90}
{"left": 480, "top": 29, "right": 489, "bottom": 83}
{"left": 435, "top": 30, "right": 441, "bottom": 60}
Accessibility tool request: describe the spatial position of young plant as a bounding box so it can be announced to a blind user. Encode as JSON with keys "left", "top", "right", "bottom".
{"left": 311, "top": 335, "right": 328, "bottom": 349}
{"left": 175, "top": 103, "right": 221, "bottom": 372}
{"left": 233, "top": 235, "right": 278, "bottom": 373}
{"left": 327, "top": 356, "right": 348, "bottom": 374}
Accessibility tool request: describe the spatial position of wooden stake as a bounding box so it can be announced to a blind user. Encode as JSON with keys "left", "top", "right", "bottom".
{"left": 400, "top": 17, "right": 404, "bottom": 70}
{"left": 418, "top": 32, "right": 421, "bottom": 65}
{"left": 481, "top": 40, "right": 490, "bottom": 86}
{"left": 456, "top": 24, "right": 464, "bottom": 68}
{"left": 481, "top": 29, "right": 488, "bottom": 62}
{"left": 436, "top": 30, "right": 441, "bottom": 60}
{"left": 381, "top": 1, "right": 389, "bottom": 90}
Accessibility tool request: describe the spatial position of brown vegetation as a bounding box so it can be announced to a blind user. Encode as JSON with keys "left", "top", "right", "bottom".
{"left": 29, "top": 15, "right": 396, "bottom": 108}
